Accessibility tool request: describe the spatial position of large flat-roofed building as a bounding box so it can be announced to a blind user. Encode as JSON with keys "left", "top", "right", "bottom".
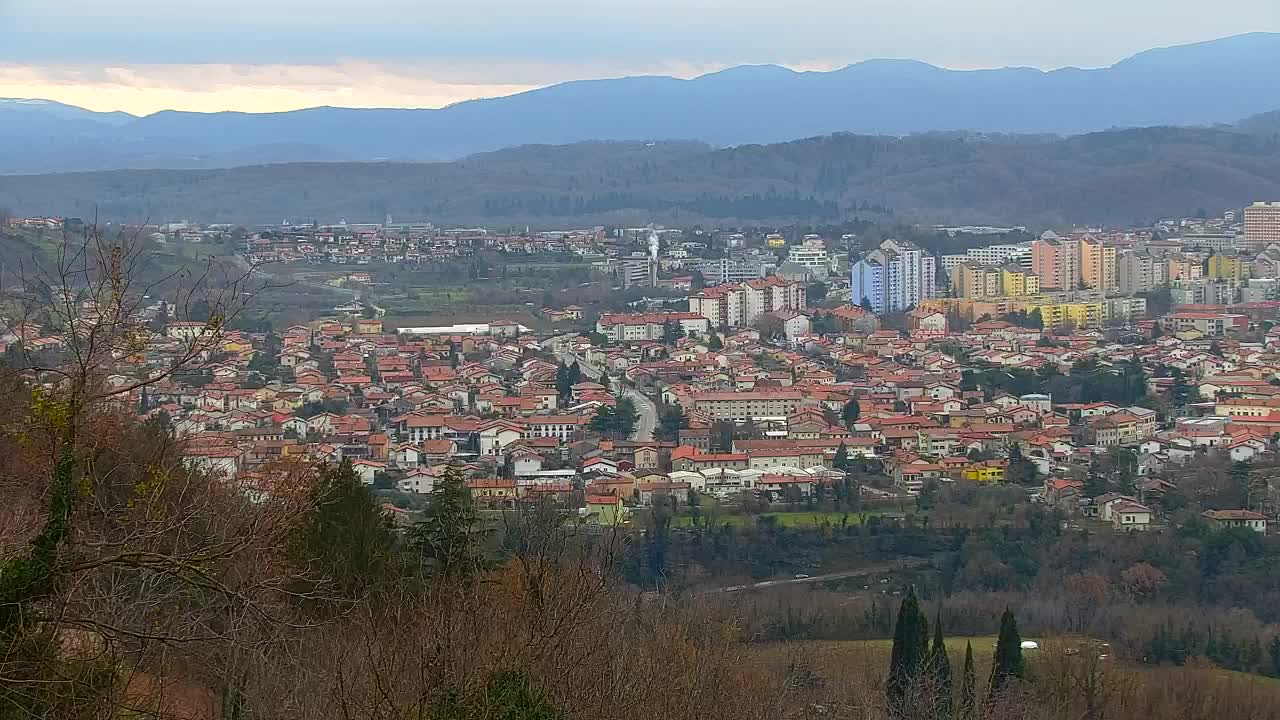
{"left": 687, "top": 390, "right": 807, "bottom": 422}
{"left": 1244, "top": 202, "right": 1280, "bottom": 251}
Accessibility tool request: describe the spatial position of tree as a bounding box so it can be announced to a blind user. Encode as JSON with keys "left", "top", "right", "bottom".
{"left": 960, "top": 641, "right": 977, "bottom": 720}
{"left": 1168, "top": 366, "right": 1193, "bottom": 409}
{"left": 752, "top": 313, "right": 785, "bottom": 339}
{"left": 661, "top": 319, "right": 684, "bottom": 345}
{"left": 1006, "top": 444, "right": 1038, "bottom": 486}
{"left": 928, "top": 611, "right": 953, "bottom": 718}
{"left": 655, "top": 403, "right": 688, "bottom": 442}
{"left": 411, "top": 462, "right": 482, "bottom": 579}
{"left": 432, "top": 671, "right": 564, "bottom": 720}
{"left": 290, "top": 459, "right": 399, "bottom": 601}
{"left": 861, "top": 296, "right": 875, "bottom": 313}
{"left": 712, "top": 419, "right": 736, "bottom": 453}
{"left": 707, "top": 333, "right": 724, "bottom": 350}
{"left": 555, "top": 362, "right": 573, "bottom": 404}
{"left": 887, "top": 586, "right": 930, "bottom": 718}
{"left": 833, "top": 442, "right": 849, "bottom": 472}
{"left": 806, "top": 281, "right": 828, "bottom": 304}
{"left": 841, "top": 398, "right": 861, "bottom": 427}
{"left": 989, "top": 608, "right": 1026, "bottom": 698}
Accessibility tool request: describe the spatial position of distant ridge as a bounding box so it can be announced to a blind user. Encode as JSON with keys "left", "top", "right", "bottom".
{"left": 2, "top": 32, "right": 1280, "bottom": 174}
{"left": 5, "top": 125, "right": 1280, "bottom": 227}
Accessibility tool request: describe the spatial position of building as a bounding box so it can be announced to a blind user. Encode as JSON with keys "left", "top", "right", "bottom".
{"left": 596, "top": 312, "right": 711, "bottom": 341}
{"left": 617, "top": 258, "right": 656, "bottom": 288}
{"left": 687, "top": 277, "right": 806, "bottom": 329}
{"left": 1118, "top": 252, "right": 1165, "bottom": 295}
{"left": 1201, "top": 509, "right": 1267, "bottom": 533}
{"left": 942, "top": 244, "right": 1033, "bottom": 275}
{"left": 1080, "top": 238, "right": 1118, "bottom": 292}
{"left": 785, "top": 238, "right": 831, "bottom": 277}
{"left": 687, "top": 257, "right": 772, "bottom": 285}
{"left": 907, "top": 308, "right": 947, "bottom": 337}
{"left": 1170, "top": 279, "right": 1240, "bottom": 306}
{"left": 951, "top": 262, "right": 1000, "bottom": 299}
{"left": 850, "top": 258, "right": 886, "bottom": 311}
{"left": 1032, "top": 234, "right": 1116, "bottom": 292}
{"left": 1031, "top": 234, "right": 1081, "bottom": 291}
{"left": 952, "top": 262, "right": 1040, "bottom": 299}
{"left": 1111, "top": 501, "right": 1152, "bottom": 531}
{"left": 1160, "top": 311, "right": 1248, "bottom": 337}
{"left": 1025, "top": 302, "right": 1103, "bottom": 330}
{"left": 1000, "top": 266, "right": 1040, "bottom": 296}
{"left": 1244, "top": 202, "right": 1280, "bottom": 251}
{"left": 1207, "top": 255, "right": 1250, "bottom": 281}
{"left": 851, "top": 239, "right": 937, "bottom": 313}
{"left": 1179, "top": 232, "right": 1238, "bottom": 254}
{"left": 686, "top": 390, "right": 806, "bottom": 422}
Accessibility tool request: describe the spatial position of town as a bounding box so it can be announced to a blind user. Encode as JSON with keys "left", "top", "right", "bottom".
{"left": 7, "top": 202, "right": 1280, "bottom": 538}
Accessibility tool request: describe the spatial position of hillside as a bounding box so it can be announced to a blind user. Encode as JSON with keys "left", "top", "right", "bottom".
{"left": 4, "top": 33, "right": 1280, "bottom": 173}
{"left": 4, "top": 126, "right": 1280, "bottom": 227}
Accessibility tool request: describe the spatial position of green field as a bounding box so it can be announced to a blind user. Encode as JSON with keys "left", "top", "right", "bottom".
{"left": 673, "top": 510, "right": 906, "bottom": 529}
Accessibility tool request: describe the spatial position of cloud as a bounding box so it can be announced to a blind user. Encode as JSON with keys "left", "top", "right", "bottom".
{"left": 0, "top": 63, "right": 541, "bottom": 114}
{"left": 3, "top": 0, "right": 1279, "bottom": 113}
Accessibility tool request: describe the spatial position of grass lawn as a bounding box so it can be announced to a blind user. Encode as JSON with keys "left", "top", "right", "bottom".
{"left": 673, "top": 510, "right": 905, "bottom": 529}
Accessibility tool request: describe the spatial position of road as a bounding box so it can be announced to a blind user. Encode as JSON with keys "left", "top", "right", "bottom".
{"left": 546, "top": 336, "right": 656, "bottom": 443}
{"left": 701, "top": 560, "right": 930, "bottom": 595}
{"left": 623, "top": 387, "right": 657, "bottom": 443}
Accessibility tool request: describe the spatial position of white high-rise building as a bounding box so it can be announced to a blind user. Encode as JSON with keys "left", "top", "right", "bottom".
{"left": 850, "top": 239, "right": 937, "bottom": 313}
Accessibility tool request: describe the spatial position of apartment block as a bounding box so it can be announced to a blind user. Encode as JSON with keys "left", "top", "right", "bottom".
{"left": 850, "top": 239, "right": 937, "bottom": 312}
{"left": 1244, "top": 202, "right": 1280, "bottom": 251}
{"left": 687, "top": 390, "right": 806, "bottom": 422}
{"left": 1031, "top": 235, "right": 1081, "bottom": 291}
{"left": 1170, "top": 279, "right": 1241, "bottom": 306}
{"left": 1207, "top": 255, "right": 1250, "bottom": 281}
{"left": 596, "top": 312, "right": 711, "bottom": 341}
{"left": 687, "top": 277, "right": 807, "bottom": 329}
{"left": 1026, "top": 302, "right": 1104, "bottom": 330}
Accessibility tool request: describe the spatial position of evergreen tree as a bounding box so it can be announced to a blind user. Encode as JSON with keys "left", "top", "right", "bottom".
{"left": 886, "top": 586, "right": 929, "bottom": 718}
{"left": 1268, "top": 635, "right": 1280, "bottom": 677}
{"left": 928, "top": 611, "right": 953, "bottom": 718}
{"left": 432, "top": 671, "right": 564, "bottom": 720}
{"left": 989, "top": 608, "right": 1026, "bottom": 699}
{"left": 555, "top": 363, "right": 573, "bottom": 404}
{"left": 289, "top": 459, "right": 399, "bottom": 600}
{"left": 410, "top": 462, "right": 482, "bottom": 579}
{"left": 1169, "top": 366, "right": 1193, "bottom": 408}
{"left": 1006, "top": 444, "right": 1038, "bottom": 485}
{"left": 707, "top": 333, "right": 723, "bottom": 350}
{"left": 833, "top": 442, "right": 849, "bottom": 472}
{"left": 960, "top": 641, "right": 977, "bottom": 720}
{"left": 841, "top": 398, "right": 861, "bottom": 427}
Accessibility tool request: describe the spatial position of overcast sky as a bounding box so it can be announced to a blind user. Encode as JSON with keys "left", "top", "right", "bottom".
{"left": 3, "top": 0, "right": 1279, "bottom": 114}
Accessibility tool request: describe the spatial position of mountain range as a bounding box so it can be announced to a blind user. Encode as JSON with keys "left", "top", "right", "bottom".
{"left": 5, "top": 123, "right": 1280, "bottom": 227}
{"left": 4, "top": 32, "right": 1280, "bottom": 174}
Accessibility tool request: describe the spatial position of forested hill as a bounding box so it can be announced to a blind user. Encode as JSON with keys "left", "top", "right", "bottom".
{"left": 4, "top": 126, "right": 1280, "bottom": 227}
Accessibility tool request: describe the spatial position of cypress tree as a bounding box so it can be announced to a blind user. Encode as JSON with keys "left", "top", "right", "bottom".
{"left": 989, "top": 608, "right": 1026, "bottom": 699}
{"left": 887, "top": 586, "right": 929, "bottom": 718}
{"left": 960, "top": 641, "right": 976, "bottom": 720}
{"left": 928, "top": 611, "right": 952, "bottom": 718}
{"left": 833, "top": 442, "right": 849, "bottom": 472}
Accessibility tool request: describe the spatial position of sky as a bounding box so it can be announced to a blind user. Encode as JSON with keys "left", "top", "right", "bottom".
{"left": 2, "top": 0, "right": 1279, "bottom": 115}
